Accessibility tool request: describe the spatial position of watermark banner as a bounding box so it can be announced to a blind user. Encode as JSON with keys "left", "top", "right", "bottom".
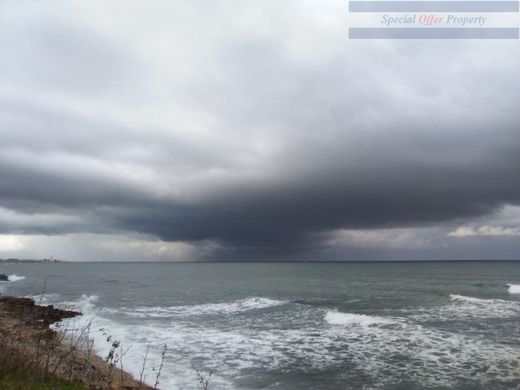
{"left": 348, "top": 0, "right": 520, "bottom": 38}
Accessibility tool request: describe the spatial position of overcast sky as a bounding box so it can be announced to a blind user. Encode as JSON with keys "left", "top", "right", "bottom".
{"left": 1, "top": 0, "right": 520, "bottom": 261}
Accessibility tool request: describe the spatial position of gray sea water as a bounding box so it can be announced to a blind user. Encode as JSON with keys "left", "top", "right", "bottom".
{"left": 1, "top": 261, "right": 520, "bottom": 390}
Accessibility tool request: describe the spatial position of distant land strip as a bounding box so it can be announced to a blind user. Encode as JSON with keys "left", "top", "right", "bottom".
{"left": 0, "top": 258, "right": 62, "bottom": 263}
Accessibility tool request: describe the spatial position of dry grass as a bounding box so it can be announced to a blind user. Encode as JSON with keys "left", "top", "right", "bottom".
{"left": 0, "top": 295, "right": 217, "bottom": 390}
{"left": 0, "top": 296, "right": 154, "bottom": 390}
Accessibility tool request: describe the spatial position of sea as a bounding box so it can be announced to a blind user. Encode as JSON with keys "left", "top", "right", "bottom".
{"left": 1, "top": 261, "right": 520, "bottom": 390}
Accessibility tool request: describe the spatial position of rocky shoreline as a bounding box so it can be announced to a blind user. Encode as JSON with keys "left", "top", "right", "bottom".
{"left": 0, "top": 293, "right": 153, "bottom": 389}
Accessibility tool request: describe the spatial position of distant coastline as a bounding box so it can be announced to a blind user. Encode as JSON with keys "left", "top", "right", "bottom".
{"left": 0, "top": 258, "right": 63, "bottom": 263}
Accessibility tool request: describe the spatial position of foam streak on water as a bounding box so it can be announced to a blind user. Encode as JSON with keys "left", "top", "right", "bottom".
{"left": 37, "top": 292, "right": 520, "bottom": 390}
{"left": 6, "top": 262, "right": 520, "bottom": 390}
{"left": 111, "top": 297, "right": 287, "bottom": 318}
{"left": 324, "top": 311, "right": 397, "bottom": 326}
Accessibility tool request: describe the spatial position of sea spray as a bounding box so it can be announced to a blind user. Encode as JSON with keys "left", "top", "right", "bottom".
{"left": 8, "top": 274, "right": 26, "bottom": 282}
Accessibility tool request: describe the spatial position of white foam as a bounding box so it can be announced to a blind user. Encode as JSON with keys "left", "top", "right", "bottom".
{"left": 507, "top": 284, "right": 520, "bottom": 294}
{"left": 7, "top": 274, "right": 26, "bottom": 282}
{"left": 48, "top": 294, "right": 235, "bottom": 390}
{"left": 137, "top": 307, "right": 520, "bottom": 388}
{"left": 64, "top": 294, "right": 99, "bottom": 311}
{"left": 407, "top": 294, "right": 520, "bottom": 321}
{"left": 27, "top": 293, "right": 62, "bottom": 304}
{"left": 449, "top": 294, "right": 520, "bottom": 316}
{"left": 325, "top": 311, "right": 396, "bottom": 326}
{"left": 448, "top": 294, "right": 514, "bottom": 305}
{"left": 116, "top": 297, "right": 286, "bottom": 318}
{"left": 42, "top": 293, "right": 520, "bottom": 390}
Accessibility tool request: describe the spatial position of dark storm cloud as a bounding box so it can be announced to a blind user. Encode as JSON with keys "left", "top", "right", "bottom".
{"left": 4, "top": 123, "right": 519, "bottom": 255}
{"left": 1, "top": 0, "right": 520, "bottom": 260}
{"left": 114, "top": 131, "right": 520, "bottom": 252}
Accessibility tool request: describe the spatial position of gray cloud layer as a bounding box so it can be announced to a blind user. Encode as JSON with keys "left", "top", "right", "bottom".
{"left": 1, "top": 0, "right": 520, "bottom": 260}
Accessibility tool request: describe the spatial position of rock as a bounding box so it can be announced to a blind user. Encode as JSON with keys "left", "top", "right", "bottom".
{"left": 0, "top": 274, "right": 8, "bottom": 281}
{"left": 0, "top": 295, "right": 80, "bottom": 327}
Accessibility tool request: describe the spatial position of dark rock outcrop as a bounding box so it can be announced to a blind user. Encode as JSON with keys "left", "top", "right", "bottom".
{"left": 0, "top": 295, "right": 80, "bottom": 327}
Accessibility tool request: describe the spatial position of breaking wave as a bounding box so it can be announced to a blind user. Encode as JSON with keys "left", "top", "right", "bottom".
{"left": 1, "top": 274, "right": 26, "bottom": 293}
{"left": 112, "top": 297, "right": 286, "bottom": 318}
{"left": 507, "top": 284, "right": 520, "bottom": 294}
{"left": 406, "top": 293, "right": 520, "bottom": 322}
{"left": 448, "top": 293, "right": 520, "bottom": 317}
{"left": 43, "top": 296, "right": 287, "bottom": 389}
{"left": 325, "top": 311, "right": 397, "bottom": 326}
{"left": 33, "top": 291, "right": 520, "bottom": 390}
{"left": 7, "top": 274, "right": 26, "bottom": 282}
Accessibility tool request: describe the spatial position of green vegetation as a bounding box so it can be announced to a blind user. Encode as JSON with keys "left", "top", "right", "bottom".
{"left": 0, "top": 376, "right": 84, "bottom": 390}
{"left": 0, "top": 352, "right": 84, "bottom": 390}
